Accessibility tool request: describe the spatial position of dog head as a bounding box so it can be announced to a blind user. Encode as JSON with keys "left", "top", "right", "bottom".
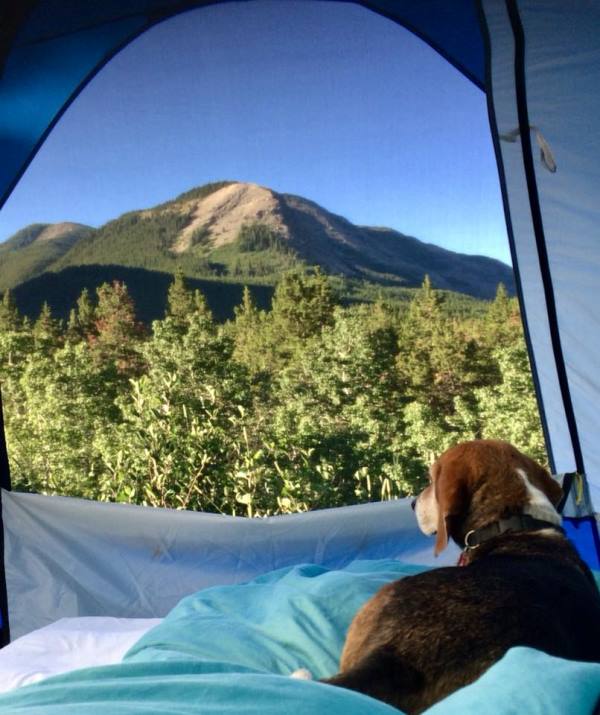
{"left": 413, "top": 440, "right": 563, "bottom": 555}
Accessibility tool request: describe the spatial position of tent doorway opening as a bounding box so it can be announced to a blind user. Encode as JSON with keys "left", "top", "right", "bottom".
{"left": 0, "top": 1, "right": 532, "bottom": 518}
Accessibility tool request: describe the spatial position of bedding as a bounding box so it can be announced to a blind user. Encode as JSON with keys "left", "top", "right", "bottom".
{"left": 0, "top": 560, "right": 597, "bottom": 714}
{"left": 0, "top": 617, "right": 161, "bottom": 693}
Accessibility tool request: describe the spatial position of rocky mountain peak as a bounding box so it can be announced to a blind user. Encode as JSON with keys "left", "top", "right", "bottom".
{"left": 170, "top": 182, "right": 288, "bottom": 253}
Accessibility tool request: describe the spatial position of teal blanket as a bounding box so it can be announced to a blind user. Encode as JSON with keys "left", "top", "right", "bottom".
{"left": 0, "top": 560, "right": 598, "bottom": 714}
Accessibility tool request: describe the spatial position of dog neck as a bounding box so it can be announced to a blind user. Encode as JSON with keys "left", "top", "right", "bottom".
{"left": 464, "top": 514, "right": 562, "bottom": 549}
{"left": 454, "top": 466, "right": 564, "bottom": 566}
{"left": 456, "top": 518, "right": 566, "bottom": 567}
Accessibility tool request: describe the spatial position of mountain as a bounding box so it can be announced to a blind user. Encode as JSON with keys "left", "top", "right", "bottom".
{"left": 0, "top": 222, "right": 94, "bottom": 291}
{"left": 0, "top": 181, "right": 514, "bottom": 308}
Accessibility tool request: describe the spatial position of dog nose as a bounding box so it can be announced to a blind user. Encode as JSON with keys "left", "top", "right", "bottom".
{"left": 411, "top": 498, "right": 417, "bottom": 511}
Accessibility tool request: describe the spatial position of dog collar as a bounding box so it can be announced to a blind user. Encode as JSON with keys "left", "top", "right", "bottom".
{"left": 456, "top": 515, "right": 564, "bottom": 566}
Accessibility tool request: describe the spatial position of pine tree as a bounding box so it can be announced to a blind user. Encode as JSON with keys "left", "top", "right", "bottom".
{"left": 238, "top": 286, "right": 256, "bottom": 317}
{"left": 192, "top": 288, "right": 214, "bottom": 328}
{"left": 66, "top": 308, "right": 78, "bottom": 340}
{"left": 0, "top": 289, "right": 20, "bottom": 332}
{"left": 67, "top": 288, "right": 97, "bottom": 343}
{"left": 0, "top": 291, "right": 31, "bottom": 374}
{"left": 96, "top": 290, "right": 253, "bottom": 513}
{"left": 166, "top": 267, "right": 195, "bottom": 327}
{"left": 33, "top": 302, "right": 61, "bottom": 356}
{"left": 9, "top": 335, "right": 116, "bottom": 497}
{"left": 91, "top": 281, "right": 144, "bottom": 375}
{"left": 396, "top": 276, "right": 445, "bottom": 405}
{"left": 484, "top": 282, "right": 522, "bottom": 347}
{"left": 271, "top": 269, "right": 335, "bottom": 342}
{"left": 78, "top": 288, "right": 97, "bottom": 338}
{"left": 232, "top": 287, "right": 269, "bottom": 373}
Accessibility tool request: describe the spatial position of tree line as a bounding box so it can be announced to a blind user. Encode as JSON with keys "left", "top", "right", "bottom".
{"left": 0, "top": 270, "right": 546, "bottom": 516}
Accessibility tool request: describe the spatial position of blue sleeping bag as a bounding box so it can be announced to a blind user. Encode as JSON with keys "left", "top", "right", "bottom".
{"left": 0, "top": 560, "right": 598, "bottom": 714}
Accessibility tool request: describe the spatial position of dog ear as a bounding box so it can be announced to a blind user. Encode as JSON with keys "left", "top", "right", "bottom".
{"left": 434, "top": 513, "right": 449, "bottom": 556}
{"left": 434, "top": 466, "right": 468, "bottom": 556}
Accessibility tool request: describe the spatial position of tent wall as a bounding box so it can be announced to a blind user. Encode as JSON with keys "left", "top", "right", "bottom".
{"left": 480, "top": 0, "right": 600, "bottom": 516}
{"left": 1, "top": 490, "right": 457, "bottom": 640}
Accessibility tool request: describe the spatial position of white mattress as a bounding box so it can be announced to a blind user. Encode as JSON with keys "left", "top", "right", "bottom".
{"left": 0, "top": 617, "right": 161, "bottom": 693}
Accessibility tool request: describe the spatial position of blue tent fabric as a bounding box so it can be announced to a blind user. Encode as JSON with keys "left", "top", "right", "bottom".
{"left": 564, "top": 518, "right": 600, "bottom": 572}
{"left": 0, "top": 6, "right": 148, "bottom": 209}
{"left": 353, "top": 1, "right": 484, "bottom": 88}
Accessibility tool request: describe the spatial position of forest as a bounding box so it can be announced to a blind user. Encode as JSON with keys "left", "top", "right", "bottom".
{"left": 0, "top": 270, "right": 546, "bottom": 516}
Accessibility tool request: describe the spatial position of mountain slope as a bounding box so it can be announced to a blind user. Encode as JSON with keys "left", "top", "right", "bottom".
{"left": 1, "top": 182, "right": 514, "bottom": 300}
{"left": 0, "top": 222, "right": 94, "bottom": 291}
{"left": 277, "top": 193, "right": 512, "bottom": 298}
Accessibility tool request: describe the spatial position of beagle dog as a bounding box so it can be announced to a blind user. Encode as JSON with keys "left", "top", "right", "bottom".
{"left": 323, "top": 440, "right": 600, "bottom": 714}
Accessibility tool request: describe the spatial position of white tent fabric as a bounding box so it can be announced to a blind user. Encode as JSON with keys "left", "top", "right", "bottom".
{"left": 481, "top": 0, "right": 600, "bottom": 512}
{"left": 2, "top": 490, "right": 458, "bottom": 640}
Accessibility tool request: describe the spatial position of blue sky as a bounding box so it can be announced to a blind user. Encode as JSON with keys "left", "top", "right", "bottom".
{"left": 0, "top": 0, "right": 511, "bottom": 264}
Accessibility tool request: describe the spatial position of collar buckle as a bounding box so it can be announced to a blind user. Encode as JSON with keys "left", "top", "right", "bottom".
{"left": 464, "top": 529, "right": 480, "bottom": 550}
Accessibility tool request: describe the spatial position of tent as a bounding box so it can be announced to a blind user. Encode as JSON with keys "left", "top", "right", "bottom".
{"left": 0, "top": 0, "right": 599, "bottom": 665}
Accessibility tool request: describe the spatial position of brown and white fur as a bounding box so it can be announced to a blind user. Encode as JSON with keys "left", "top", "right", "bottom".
{"left": 323, "top": 440, "right": 600, "bottom": 714}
